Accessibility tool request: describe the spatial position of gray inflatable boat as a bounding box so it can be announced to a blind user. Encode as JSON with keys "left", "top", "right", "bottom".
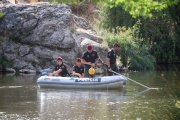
{"left": 37, "top": 75, "right": 127, "bottom": 89}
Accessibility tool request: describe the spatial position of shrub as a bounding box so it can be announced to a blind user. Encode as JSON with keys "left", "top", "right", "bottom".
{"left": 103, "top": 26, "right": 155, "bottom": 71}
{"left": 0, "top": 57, "right": 13, "bottom": 70}
{"left": 0, "top": 12, "right": 5, "bottom": 21}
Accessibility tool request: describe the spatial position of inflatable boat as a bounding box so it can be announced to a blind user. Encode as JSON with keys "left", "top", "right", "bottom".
{"left": 37, "top": 75, "right": 127, "bottom": 89}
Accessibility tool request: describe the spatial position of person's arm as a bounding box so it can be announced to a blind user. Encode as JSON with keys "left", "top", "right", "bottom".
{"left": 72, "top": 71, "right": 81, "bottom": 77}
{"left": 72, "top": 66, "right": 81, "bottom": 77}
{"left": 54, "top": 65, "right": 62, "bottom": 73}
{"left": 56, "top": 69, "right": 62, "bottom": 72}
{"left": 81, "top": 59, "right": 91, "bottom": 66}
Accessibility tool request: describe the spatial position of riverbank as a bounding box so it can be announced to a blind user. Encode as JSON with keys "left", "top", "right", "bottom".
{"left": 1, "top": 64, "right": 180, "bottom": 76}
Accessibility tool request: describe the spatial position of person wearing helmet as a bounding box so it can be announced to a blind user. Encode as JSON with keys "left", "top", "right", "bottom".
{"left": 82, "top": 44, "right": 99, "bottom": 77}
{"left": 72, "top": 58, "right": 85, "bottom": 78}
{"left": 106, "top": 43, "right": 120, "bottom": 75}
{"left": 48, "top": 57, "right": 69, "bottom": 76}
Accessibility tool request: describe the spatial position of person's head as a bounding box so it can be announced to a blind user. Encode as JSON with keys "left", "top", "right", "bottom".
{"left": 87, "top": 44, "right": 93, "bottom": 53}
{"left": 113, "top": 43, "right": 120, "bottom": 51}
{"left": 56, "top": 57, "right": 63, "bottom": 65}
{"left": 75, "top": 58, "right": 82, "bottom": 67}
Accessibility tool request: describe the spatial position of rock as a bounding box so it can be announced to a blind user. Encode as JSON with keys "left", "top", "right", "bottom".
{"left": 80, "top": 37, "right": 101, "bottom": 47}
{"left": 23, "top": 53, "right": 39, "bottom": 63}
{"left": 5, "top": 67, "right": 16, "bottom": 73}
{"left": 13, "top": 59, "right": 28, "bottom": 69}
{"left": 75, "top": 28, "right": 103, "bottom": 43}
{"left": 4, "top": 53, "right": 16, "bottom": 60}
{"left": 73, "top": 16, "right": 93, "bottom": 30}
{"left": 33, "top": 46, "right": 54, "bottom": 59}
{"left": 0, "top": 49, "right": 2, "bottom": 59}
{"left": 23, "top": 19, "right": 38, "bottom": 31}
{"left": 24, "top": 20, "right": 75, "bottom": 49}
{"left": 2, "top": 41, "right": 15, "bottom": 53}
{"left": 1, "top": 0, "right": 11, "bottom": 4}
{"left": 0, "top": 3, "right": 108, "bottom": 73}
{"left": 19, "top": 45, "right": 30, "bottom": 56}
{"left": 2, "top": 40, "right": 20, "bottom": 53}
{"left": 19, "top": 69, "right": 36, "bottom": 74}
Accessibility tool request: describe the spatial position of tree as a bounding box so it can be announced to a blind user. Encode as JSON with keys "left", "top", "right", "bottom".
{"left": 107, "top": 0, "right": 180, "bottom": 18}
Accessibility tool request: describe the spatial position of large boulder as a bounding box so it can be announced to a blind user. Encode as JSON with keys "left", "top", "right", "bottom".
{"left": 0, "top": 3, "right": 107, "bottom": 73}
{"left": 1, "top": 0, "right": 11, "bottom": 4}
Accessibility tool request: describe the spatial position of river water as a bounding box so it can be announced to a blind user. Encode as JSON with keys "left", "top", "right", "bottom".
{"left": 0, "top": 70, "right": 179, "bottom": 120}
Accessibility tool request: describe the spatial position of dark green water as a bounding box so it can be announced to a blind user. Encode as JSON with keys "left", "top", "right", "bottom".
{"left": 0, "top": 71, "right": 180, "bottom": 120}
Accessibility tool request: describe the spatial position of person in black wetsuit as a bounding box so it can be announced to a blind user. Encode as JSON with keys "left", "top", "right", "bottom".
{"left": 48, "top": 57, "right": 69, "bottom": 77}
{"left": 82, "top": 44, "right": 99, "bottom": 77}
{"left": 106, "top": 43, "right": 120, "bottom": 75}
{"left": 72, "top": 58, "right": 85, "bottom": 78}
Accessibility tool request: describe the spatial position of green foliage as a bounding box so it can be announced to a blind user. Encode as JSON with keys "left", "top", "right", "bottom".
{"left": 101, "top": 2, "right": 180, "bottom": 64}
{"left": 0, "top": 12, "right": 5, "bottom": 21}
{"left": 138, "top": 8, "right": 177, "bottom": 63}
{"left": 100, "top": 5, "right": 135, "bottom": 32}
{"left": 107, "top": 0, "right": 180, "bottom": 18}
{"left": 50, "top": 0, "right": 177, "bottom": 24}
{"left": 49, "top": 0, "right": 179, "bottom": 18}
{"left": 103, "top": 27, "right": 155, "bottom": 71}
{"left": 49, "top": 0, "right": 100, "bottom": 4}
{"left": 129, "top": 49, "right": 155, "bottom": 71}
{"left": 0, "top": 57, "right": 13, "bottom": 70}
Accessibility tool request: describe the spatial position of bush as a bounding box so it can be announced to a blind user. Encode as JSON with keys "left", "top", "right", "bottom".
{"left": 0, "top": 12, "right": 5, "bottom": 21}
{"left": 103, "top": 26, "right": 155, "bottom": 71}
{"left": 0, "top": 57, "right": 13, "bottom": 70}
{"left": 101, "top": 4, "right": 180, "bottom": 64}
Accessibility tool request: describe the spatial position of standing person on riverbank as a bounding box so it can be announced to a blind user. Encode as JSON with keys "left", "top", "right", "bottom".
{"left": 72, "top": 58, "right": 85, "bottom": 78}
{"left": 48, "top": 57, "right": 69, "bottom": 77}
{"left": 82, "top": 44, "right": 99, "bottom": 77}
{"left": 106, "top": 43, "right": 120, "bottom": 74}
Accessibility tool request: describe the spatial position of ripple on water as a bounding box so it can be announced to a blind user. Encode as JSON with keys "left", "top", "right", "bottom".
{"left": 0, "top": 86, "right": 23, "bottom": 89}
{"left": 0, "top": 113, "right": 39, "bottom": 120}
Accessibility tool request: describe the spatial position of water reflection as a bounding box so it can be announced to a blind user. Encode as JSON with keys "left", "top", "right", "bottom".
{"left": 0, "top": 74, "right": 38, "bottom": 120}
{"left": 37, "top": 89, "right": 127, "bottom": 120}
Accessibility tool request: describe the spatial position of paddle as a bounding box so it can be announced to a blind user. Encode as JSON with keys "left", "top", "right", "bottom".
{"left": 99, "top": 59, "right": 159, "bottom": 90}
{"left": 110, "top": 70, "right": 159, "bottom": 90}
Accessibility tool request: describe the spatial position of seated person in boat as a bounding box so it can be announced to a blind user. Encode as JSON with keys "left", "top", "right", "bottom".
{"left": 106, "top": 43, "right": 120, "bottom": 75}
{"left": 72, "top": 58, "right": 85, "bottom": 78}
{"left": 82, "top": 44, "right": 99, "bottom": 77}
{"left": 48, "top": 57, "right": 69, "bottom": 77}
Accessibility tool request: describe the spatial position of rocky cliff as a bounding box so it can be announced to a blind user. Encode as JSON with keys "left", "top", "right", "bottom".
{"left": 0, "top": 2, "right": 106, "bottom": 73}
